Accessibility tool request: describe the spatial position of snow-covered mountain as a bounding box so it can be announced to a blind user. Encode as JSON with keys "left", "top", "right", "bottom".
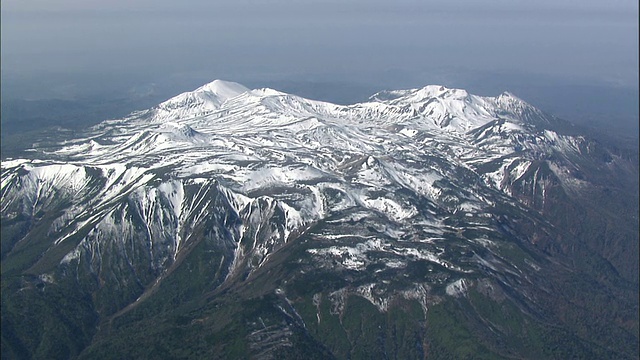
{"left": 1, "top": 80, "right": 638, "bottom": 359}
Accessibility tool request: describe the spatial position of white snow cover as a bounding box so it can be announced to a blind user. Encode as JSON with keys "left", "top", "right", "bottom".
{"left": 446, "top": 278, "right": 470, "bottom": 297}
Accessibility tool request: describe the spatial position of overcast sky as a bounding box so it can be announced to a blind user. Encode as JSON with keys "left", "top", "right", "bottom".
{"left": 2, "top": 0, "right": 638, "bottom": 97}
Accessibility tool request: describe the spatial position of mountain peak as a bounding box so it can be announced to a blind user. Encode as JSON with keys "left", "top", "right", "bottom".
{"left": 417, "top": 85, "right": 468, "bottom": 98}
{"left": 196, "top": 79, "right": 250, "bottom": 100}
{"left": 152, "top": 80, "right": 249, "bottom": 121}
{"left": 496, "top": 91, "right": 525, "bottom": 104}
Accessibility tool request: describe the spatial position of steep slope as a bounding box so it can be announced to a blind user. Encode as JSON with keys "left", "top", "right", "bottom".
{"left": 1, "top": 80, "right": 638, "bottom": 359}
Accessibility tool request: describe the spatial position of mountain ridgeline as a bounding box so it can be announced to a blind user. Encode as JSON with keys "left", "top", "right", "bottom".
{"left": 1, "top": 80, "right": 638, "bottom": 359}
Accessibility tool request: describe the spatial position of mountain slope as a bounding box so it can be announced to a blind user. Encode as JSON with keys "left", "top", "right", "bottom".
{"left": 1, "top": 80, "right": 638, "bottom": 359}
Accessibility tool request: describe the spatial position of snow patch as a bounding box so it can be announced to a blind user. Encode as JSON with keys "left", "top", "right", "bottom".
{"left": 446, "top": 278, "right": 470, "bottom": 297}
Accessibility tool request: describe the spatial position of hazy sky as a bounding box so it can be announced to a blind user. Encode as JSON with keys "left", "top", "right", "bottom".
{"left": 2, "top": 0, "right": 638, "bottom": 96}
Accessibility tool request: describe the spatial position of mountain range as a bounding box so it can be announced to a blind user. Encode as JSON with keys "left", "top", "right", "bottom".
{"left": 1, "top": 80, "right": 638, "bottom": 359}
